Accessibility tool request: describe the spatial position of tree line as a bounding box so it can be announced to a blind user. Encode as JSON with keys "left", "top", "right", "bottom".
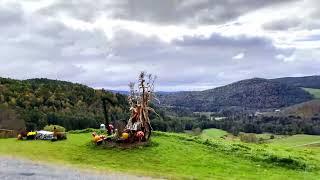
{"left": 208, "top": 114, "right": 320, "bottom": 135}
{"left": 0, "top": 78, "right": 129, "bottom": 131}
{"left": 2, "top": 77, "right": 319, "bottom": 135}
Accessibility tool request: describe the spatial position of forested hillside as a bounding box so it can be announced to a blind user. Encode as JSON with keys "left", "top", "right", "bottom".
{"left": 272, "top": 75, "right": 320, "bottom": 89}
{"left": 159, "top": 78, "right": 313, "bottom": 112}
{"left": 1, "top": 76, "right": 319, "bottom": 134}
{"left": 0, "top": 77, "right": 200, "bottom": 133}
{"left": 276, "top": 99, "right": 320, "bottom": 119}
{"left": 212, "top": 100, "right": 320, "bottom": 135}
{"left": 0, "top": 78, "right": 129, "bottom": 131}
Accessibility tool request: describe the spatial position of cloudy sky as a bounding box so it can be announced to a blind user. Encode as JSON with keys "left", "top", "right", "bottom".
{"left": 1, "top": 0, "right": 320, "bottom": 91}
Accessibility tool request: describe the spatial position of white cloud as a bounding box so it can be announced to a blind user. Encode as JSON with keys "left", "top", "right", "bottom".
{"left": 232, "top": 52, "right": 245, "bottom": 60}
{"left": 275, "top": 54, "right": 296, "bottom": 62}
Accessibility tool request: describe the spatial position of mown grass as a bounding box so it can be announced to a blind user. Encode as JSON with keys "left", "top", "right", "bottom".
{"left": 267, "top": 134, "right": 320, "bottom": 167}
{"left": 201, "top": 128, "right": 228, "bottom": 139}
{"left": 303, "top": 88, "right": 320, "bottom": 99}
{"left": 200, "top": 129, "right": 284, "bottom": 142}
{"left": 269, "top": 135, "right": 320, "bottom": 147}
{"left": 0, "top": 131, "right": 319, "bottom": 179}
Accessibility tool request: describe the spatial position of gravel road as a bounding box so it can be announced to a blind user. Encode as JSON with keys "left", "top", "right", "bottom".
{"left": 0, "top": 156, "right": 157, "bottom": 180}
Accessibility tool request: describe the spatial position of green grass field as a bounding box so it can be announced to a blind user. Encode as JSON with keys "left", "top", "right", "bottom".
{"left": 0, "top": 132, "right": 320, "bottom": 179}
{"left": 201, "top": 128, "right": 228, "bottom": 139}
{"left": 303, "top": 88, "right": 320, "bottom": 99}
{"left": 268, "top": 135, "right": 320, "bottom": 147}
{"left": 200, "top": 129, "right": 284, "bottom": 142}
{"left": 268, "top": 134, "right": 320, "bottom": 164}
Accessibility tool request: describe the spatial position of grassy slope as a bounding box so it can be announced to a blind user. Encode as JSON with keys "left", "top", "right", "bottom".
{"left": 201, "top": 128, "right": 228, "bottom": 139}
{"left": 269, "top": 135, "right": 320, "bottom": 147}
{"left": 0, "top": 133, "right": 319, "bottom": 179}
{"left": 268, "top": 135, "right": 320, "bottom": 166}
{"left": 303, "top": 88, "right": 320, "bottom": 99}
{"left": 200, "top": 129, "right": 284, "bottom": 142}
{"left": 200, "top": 130, "right": 320, "bottom": 176}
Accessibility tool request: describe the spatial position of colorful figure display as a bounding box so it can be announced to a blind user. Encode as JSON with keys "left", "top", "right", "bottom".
{"left": 26, "top": 131, "right": 37, "bottom": 140}
{"left": 121, "top": 132, "right": 129, "bottom": 140}
{"left": 17, "top": 126, "right": 66, "bottom": 141}
{"left": 92, "top": 132, "right": 106, "bottom": 145}
{"left": 135, "top": 131, "right": 144, "bottom": 142}
{"left": 91, "top": 72, "right": 158, "bottom": 146}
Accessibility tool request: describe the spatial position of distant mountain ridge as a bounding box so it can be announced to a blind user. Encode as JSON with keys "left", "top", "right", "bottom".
{"left": 109, "top": 90, "right": 177, "bottom": 96}
{"left": 1, "top": 75, "right": 319, "bottom": 122}
{"left": 158, "top": 76, "right": 319, "bottom": 112}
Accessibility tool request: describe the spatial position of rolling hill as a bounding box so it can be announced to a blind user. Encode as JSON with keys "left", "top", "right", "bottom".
{"left": 275, "top": 99, "right": 320, "bottom": 118}
{"left": 303, "top": 88, "right": 320, "bottom": 99}
{"left": 1, "top": 75, "right": 319, "bottom": 132}
{"left": 272, "top": 75, "right": 320, "bottom": 89}
{"left": 159, "top": 78, "right": 314, "bottom": 112}
{"left": 0, "top": 77, "right": 129, "bottom": 131}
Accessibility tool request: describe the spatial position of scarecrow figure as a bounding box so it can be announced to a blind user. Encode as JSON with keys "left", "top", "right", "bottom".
{"left": 124, "top": 72, "right": 159, "bottom": 142}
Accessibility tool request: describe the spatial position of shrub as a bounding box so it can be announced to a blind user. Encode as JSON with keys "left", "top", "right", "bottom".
{"left": 0, "top": 129, "right": 17, "bottom": 138}
{"left": 192, "top": 127, "right": 202, "bottom": 136}
{"left": 258, "top": 137, "right": 264, "bottom": 143}
{"left": 270, "top": 135, "right": 275, "bottom": 139}
{"left": 43, "top": 125, "right": 66, "bottom": 132}
{"left": 68, "top": 128, "right": 105, "bottom": 134}
{"left": 239, "top": 133, "right": 258, "bottom": 143}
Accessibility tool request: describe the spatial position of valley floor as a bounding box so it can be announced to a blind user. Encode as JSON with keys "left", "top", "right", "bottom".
{"left": 0, "top": 132, "right": 319, "bottom": 179}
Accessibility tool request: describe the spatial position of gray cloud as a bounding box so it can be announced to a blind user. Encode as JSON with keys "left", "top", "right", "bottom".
{"left": 0, "top": 0, "right": 319, "bottom": 91}
{"left": 173, "top": 34, "right": 273, "bottom": 49}
{"left": 95, "top": 31, "right": 300, "bottom": 90}
{"left": 0, "top": 4, "right": 24, "bottom": 26}
{"left": 262, "top": 16, "right": 320, "bottom": 31}
{"left": 39, "top": 0, "right": 298, "bottom": 25}
{"left": 263, "top": 18, "right": 302, "bottom": 31}
{"left": 262, "top": 0, "right": 320, "bottom": 31}
{"left": 0, "top": 7, "right": 108, "bottom": 83}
